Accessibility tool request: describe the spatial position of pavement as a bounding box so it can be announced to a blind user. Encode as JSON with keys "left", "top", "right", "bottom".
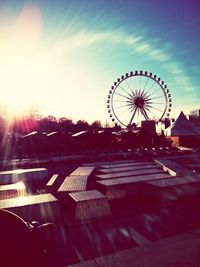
{"left": 67, "top": 228, "right": 200, "bottom": 267}
{"left": 51, "top": 196, "right": 200, "bottom": 267}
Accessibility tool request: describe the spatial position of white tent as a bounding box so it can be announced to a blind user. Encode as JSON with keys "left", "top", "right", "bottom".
{"left": 165, "top": 111, "right": 200, "bottom": 136}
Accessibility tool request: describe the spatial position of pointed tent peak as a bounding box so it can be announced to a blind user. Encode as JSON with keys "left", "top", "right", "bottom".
{"left": 179, "top": 111, "right": 185, "bottom": 117}
{"left": 172, "top": 111, "right": 193, "bottom": 128}
{"left": 165, "top": 110, "right": 200, "bottom": 136}
{"left": 170, "top": 110, "right": 200, "bottom": 133}
{"left": 177, "top": 111, "right": 187, "bottom": 120}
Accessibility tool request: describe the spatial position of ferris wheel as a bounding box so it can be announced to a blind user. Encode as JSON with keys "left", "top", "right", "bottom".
{"left": 107, "top": 70, "right": 172, "bottom": 127}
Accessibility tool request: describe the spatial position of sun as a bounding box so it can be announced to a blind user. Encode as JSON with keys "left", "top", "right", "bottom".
{"left": 0, "top": 3, "right": 80, "bottom": 121}
{"left": 0, "top": 54, "right": 58, "bottom": 119}
{"left": 0, "top": 62, "right": 35, "bottom": 117}
{"left": 0, "top": 3, "right": 45, "bottom": 119}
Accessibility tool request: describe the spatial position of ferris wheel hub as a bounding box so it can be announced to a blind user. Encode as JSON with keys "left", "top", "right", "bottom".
{"left": 134, "top": 97, "right": 145, "bottom": 108}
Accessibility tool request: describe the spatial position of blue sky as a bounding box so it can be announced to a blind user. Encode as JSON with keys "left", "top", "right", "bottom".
{"left": 0, "top": 0, "right": 199, "bottom": 125}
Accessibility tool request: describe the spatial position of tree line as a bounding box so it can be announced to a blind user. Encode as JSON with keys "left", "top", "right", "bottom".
{"left": 0, "top": 115, "right": 113, "bottom": 135}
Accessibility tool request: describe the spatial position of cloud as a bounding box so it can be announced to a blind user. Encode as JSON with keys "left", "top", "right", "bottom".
{"left": 135, "top": 43, "right": 151, "bottom": 53}
{"left": 51, "top": 29, "right": 198, "bottom": 99}
{"left": 148, "top": 49, "right": 170, "bottom": 62}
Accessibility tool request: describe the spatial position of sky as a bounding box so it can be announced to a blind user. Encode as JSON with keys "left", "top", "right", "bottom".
{"left": 0, "top": 0, "right": 199, "bottom": 125}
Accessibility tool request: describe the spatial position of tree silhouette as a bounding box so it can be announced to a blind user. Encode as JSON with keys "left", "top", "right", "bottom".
{"left": 75, "top": 120, "right": 89, "bottom": 132}
{"left": 90, "top": 120, "right": 102, "bottom": 130}
{"left": 59, "top": 117, "right": 74, "bottom": 132}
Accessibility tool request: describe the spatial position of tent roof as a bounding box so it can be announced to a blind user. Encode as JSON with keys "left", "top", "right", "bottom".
{"left": 166, "top": 111, "right": 200, "bottom": 136}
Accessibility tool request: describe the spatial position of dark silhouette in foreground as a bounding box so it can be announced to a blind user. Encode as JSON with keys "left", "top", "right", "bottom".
{"left": 0, "top": 209, "right": 55, "bottom": 267}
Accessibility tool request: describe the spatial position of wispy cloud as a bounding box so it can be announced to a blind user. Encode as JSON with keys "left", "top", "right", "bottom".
{"left": 53, "top": 29, "right": 197, "bottom": 93}
{"left": 48, "top": 29, "right": 198, "bottom": 100}
{"left": 64, "top": 29, "right": 199, "bottom": 114}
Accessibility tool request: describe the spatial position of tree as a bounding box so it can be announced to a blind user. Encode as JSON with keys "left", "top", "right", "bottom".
{"left": 189, "top": 109, "right": 200, "bottom": 126}
{"left": 59, "top": 117, "right": 74, "bottom": 132}
{"left": 37, "top": 116, "right": 59, "bottom": 132}
{"left": 90, "top": 120, "right": 102, "bottom": 129}
{"left": 103, "top": 120, "right": 110, "bottom": 128}
{"left": 47, "top": 115, "right": 57, "bottom": 121}
{"left": 190, "top": 109, "right": 200, "bottom": 118}
{"left": 75, "top": 120, "right": 89, "bottom": 132}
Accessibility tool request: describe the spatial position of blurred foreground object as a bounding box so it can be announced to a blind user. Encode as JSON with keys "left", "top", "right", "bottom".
{"left": 0, "top": 209, "right": 55, "bottom": 267}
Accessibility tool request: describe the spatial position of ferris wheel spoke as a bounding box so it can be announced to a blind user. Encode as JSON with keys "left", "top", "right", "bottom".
{"left": 117, "top": 106, "right": 133, "bottom": 118}
{"left": 125, "top": 79, "right": 133, "bottom": 92}
{"left": 114, "top": 104, "right": 131, "bottom": 110}
{"left": 148, "top": 102, "right": 166, "bottom": 105}
{"left": 139, "top": 89, "right": 145, "bottom": 97}
{"left": 114, "top": 92, "right": 130, "bottom": 100}
{"left": 118, "top": 85, "right": 133, "bottom": 98}
{"left": 141, "top": 86, "right": 155, "bottom": 99}
{"left": 128, "top": 107, "right": 138, "bottom": 126}
{"left": 143, "top": 76, "right": 150, "bottom": 91}
{"left": 150, "top": 95, "right": 165, "bottom": 100}
{"left": 145, "top": 80, "right": 157, "bottom": 95}
{"left": 131, "top": 76, "right": 136, "bottom": 88}
{"left": 113, "top": 99, "right": 129, "bottom": 103}
{"left": 141, "top": 108, "right": 149, "bottom": 120}
{"left": 145, "top": 107, "right": 158, "bottom": 119}
{"left": 126, "top": 102, "right": 135, "bottom": 108}
{"left": 126, "top": 98, "right": 134, "bottom": 103}
{"left": 140, "top": 89, "right": 149, "bottom": 99}
{"left": 148, "top": 87, "right": 162, "bottom": 97}
{"left": 138, "top": 89, "right": 144, "bottom": 98}
{"left": 146, "top": 105, "right": 164, "bottom": 113}
{"left": 126, "top": 98, "right": 136, "bottom": 104}
{"left": 125, "top": 103, "right": 137, "bottom": 112}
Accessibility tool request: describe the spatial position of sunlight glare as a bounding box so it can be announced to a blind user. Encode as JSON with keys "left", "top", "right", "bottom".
{"left": 0, "top": 2, "right": 107, "bottom": 123}
{"left": 0, "top": 3, "right": 45, "bottom": 118}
